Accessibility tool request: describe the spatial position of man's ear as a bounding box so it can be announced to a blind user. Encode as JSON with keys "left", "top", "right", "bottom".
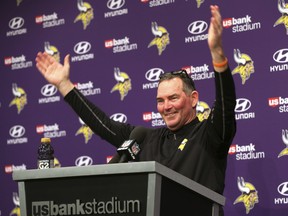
{"left": 191, "top": 91, "right": 199, "bottom": 108}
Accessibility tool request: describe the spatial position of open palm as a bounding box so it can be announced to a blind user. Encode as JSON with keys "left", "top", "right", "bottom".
{"left": 36, "top": 52, "right": 70, "bottom": 88}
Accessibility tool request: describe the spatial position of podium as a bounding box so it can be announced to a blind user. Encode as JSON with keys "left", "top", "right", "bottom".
{"left": 13, "top": 161, "right": 225, "bottom": 216}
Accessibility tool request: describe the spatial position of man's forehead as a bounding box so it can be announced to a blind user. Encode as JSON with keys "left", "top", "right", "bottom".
{"left": 157, "top": 78, "right": 183, "bottom": 96}
{"left": 158, "top": 77, "right": 183, "bottom": 87}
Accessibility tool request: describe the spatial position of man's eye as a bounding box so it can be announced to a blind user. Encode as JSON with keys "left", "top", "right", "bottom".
{"left": 171, "top": 96, "right": 178, "bottom": 101}
{"left": 157, "top": 100, "right": 163, "bottom": 104}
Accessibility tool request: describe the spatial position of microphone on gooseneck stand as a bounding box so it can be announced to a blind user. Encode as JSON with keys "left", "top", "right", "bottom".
{"left": 117, "top": 139, "right": 139, "bottom": 163}
{"left": 109, "top": 126, "right": 148, "bottom": 163}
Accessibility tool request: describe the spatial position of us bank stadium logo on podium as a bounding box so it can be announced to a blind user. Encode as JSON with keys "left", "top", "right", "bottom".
{"left": 222, "top": 14, "right": 261, "bottom": 33}
{"left": 6, "top": 17, "right": 27, "bottom": 37}
{"left": 31, "top": 197, "right": 141, "bottom": 216}
{"left": 104, "top": 0, "right": 128, "bottom": 18}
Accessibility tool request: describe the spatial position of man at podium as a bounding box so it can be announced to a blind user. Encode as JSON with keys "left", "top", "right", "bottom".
{"left": 35, "top": 5, "right": 236, "bottom": 216}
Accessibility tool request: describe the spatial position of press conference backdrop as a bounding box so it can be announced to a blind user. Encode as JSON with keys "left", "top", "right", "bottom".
{"left": 1, "top": 0, "right": 287, "bottom": 215}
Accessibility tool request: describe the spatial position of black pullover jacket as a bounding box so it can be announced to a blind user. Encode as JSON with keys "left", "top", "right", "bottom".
{"left": 64, "top": 67, "right": 236, "bottom": 195}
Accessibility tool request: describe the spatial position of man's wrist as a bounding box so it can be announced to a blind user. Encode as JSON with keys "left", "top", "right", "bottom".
{"left": 58, "top": 81, "right": 74, "bottom": 97}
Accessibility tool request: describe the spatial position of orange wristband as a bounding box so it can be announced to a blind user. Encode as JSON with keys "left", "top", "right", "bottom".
{"left": 213, "top": 57, "right": 228, "bottom": 67}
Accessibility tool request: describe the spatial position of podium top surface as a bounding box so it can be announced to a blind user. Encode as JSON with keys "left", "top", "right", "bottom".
{"left": 13, "top": 161, "right": 225, "bottom": 205}
{"left": 13, "top": 161, "right": 173, "bottom": 180}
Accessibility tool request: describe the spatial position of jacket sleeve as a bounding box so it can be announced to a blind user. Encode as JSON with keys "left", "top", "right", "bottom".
{"left": 64, "top": 88, "right": 134, "bottom": 147}
{"left": 207, "top": 66, "right": 237, "bottom": 155}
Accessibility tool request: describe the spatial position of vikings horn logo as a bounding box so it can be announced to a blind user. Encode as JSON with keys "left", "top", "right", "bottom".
{"left": 16, "top": 0, "right": 23, "bottom": 6}
{"left": 196, "top": 0, "right": 205, "bottom": 8}
{"left": 54, "top": 157, "right": 61, "bottom": 168}
{"left": 196, "top": 101, "right": 211, "bottom": 122}
{"left": 234, "top": 177, "right": 259, "bottom": 214}
{"left": 44, "top": 41, "right": 60, "bottom": 62}
{"left": 274, "top": 0, "right": 288, "bottom": 34}
{"left": 9, "top": 83, "right": 27, "bottom": 114}
{"left": 111, "top": 67, "right": 132, "bottom": 101}
{"left": 74, "top": 0, "right": 94, "bottom": 30}
{"left": 278, "top": 129, "right": 288, "bottom": 157}
{"left": 148, "top": 22, "right": 170, "bottom": 55}
{"left": 75, "top": 117, "right": 94, "bottom": 144}
{"left": 232, "top": 49, "right": 255, "bottom": 85}
{"left": 10, "top": 192, "right": 20, "bottom": 216}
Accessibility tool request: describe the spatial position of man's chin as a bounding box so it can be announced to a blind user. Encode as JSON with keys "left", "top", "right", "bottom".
{"left": 165, "top": 121, "right": 179, "bottom": 131}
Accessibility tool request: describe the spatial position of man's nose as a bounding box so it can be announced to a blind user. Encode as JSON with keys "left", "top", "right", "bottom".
{"left": 163, "top": 100, "right": 172, "bottom": 110}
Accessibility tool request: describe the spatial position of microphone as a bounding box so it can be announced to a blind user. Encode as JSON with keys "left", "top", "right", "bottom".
{"left": 114, "top": 126, "right": 148, "bottom": 163}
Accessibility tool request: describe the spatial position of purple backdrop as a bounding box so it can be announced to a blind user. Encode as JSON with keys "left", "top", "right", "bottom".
{"left": 1, "top": 0, "right": 288, "bottom": 215}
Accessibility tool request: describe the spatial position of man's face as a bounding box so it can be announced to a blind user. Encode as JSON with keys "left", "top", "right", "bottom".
{"left": 157, "top": 77, "right": 196, "bottom": 131}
